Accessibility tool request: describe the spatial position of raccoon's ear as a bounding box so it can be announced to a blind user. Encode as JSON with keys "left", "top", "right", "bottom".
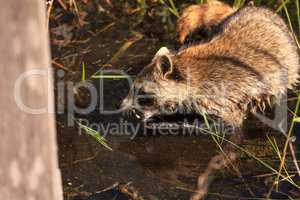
{"left": 155, "top": 47, "right": 170, "bottom": 56}
{"left": 156, "top": 54, "right": 173, "bottom": 77}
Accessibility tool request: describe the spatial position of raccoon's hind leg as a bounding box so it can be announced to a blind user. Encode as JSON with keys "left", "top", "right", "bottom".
{"left": 176, "top": 0, "right": 236, "bottom": 44}
{"left": 190, "top": 127, "right": 244, "bottom": 200}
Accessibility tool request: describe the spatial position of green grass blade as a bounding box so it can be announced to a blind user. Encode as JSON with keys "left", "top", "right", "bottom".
{"left": 168, "top": 0, "right": 179, "bottom": 17}
{"left": 77, "top": 122, "right": 113, "bottom": 151}
{"left": 91, "top": 75, "right": 129, "bottom": 79}
{"left": 81, "top": 62, "right": 86, "bottom": 81}
{"left": 276, "top": 0, "right": 290, "bottom": 13}
{"left": 195, "top": 0, "right": 205, "bottom": 4}
{"left": 159, "top": 0, "right": 179, "bottom": 17}
{"left": 233, "top": 0, "right": 246, "bottom": 8}
{"left": 294, "top": 117, "right": 300, "bottom": 123}
{"left": 296, "top": 0, "right": 300, "bottom": 34}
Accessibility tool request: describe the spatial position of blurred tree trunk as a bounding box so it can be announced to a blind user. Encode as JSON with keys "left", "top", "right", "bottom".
{"left": 0, "top": 0, "right": 63, "bottom": 200}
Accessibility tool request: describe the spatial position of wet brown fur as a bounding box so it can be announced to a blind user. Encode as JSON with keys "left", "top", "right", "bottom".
{"left": 125, "top": 4, "right": 299, "bottom": 129}
{"left": 177, "top": 5, "right": 299, "bottom": 126}
{"left": 177, "top": 0, "right": 236, "bottom": 44}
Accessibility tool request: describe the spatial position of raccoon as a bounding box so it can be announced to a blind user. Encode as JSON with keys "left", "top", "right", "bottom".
{"left": 122, "top": 5, "right": 299, "bottom": 132}
{"left": 121, "top": 2, "right": 299, "bottom": 199}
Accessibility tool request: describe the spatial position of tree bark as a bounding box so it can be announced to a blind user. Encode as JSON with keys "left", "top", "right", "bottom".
{"left": 0, "top": 1, "right": 63, "bottom": 200}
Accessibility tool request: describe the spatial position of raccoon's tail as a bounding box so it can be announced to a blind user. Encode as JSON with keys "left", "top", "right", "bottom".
{"left": 176, "top": 0, "right": 236, "bottom": 44}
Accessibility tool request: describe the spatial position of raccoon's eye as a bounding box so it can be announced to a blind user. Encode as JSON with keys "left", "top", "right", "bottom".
{"left": 166, "top": 68, "right": 184, "bottom": 81}
{"left": 138, "top": 97, "right": 155, "bottom": 107}
{"left": 136, "top": 90, "right": 156, "bottom": 107}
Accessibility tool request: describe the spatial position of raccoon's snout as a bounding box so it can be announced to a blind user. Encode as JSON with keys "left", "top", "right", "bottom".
{"left": 120, "top": 97, "right": 144, "bottom": 120}
{"left": 131, "top": 108, "right": 144, "bottom": 120}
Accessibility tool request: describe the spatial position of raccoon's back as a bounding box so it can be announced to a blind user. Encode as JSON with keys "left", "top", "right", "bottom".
{"left": 181, "top": 6, "right": 300, "bottom": 96}
{"left": 220, "top": 7, "right": 299, "bottom": 90}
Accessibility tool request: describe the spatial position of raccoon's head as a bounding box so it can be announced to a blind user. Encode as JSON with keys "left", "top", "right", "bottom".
{"left": 121, "top": 47, "right": 203, "bottom": 129}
